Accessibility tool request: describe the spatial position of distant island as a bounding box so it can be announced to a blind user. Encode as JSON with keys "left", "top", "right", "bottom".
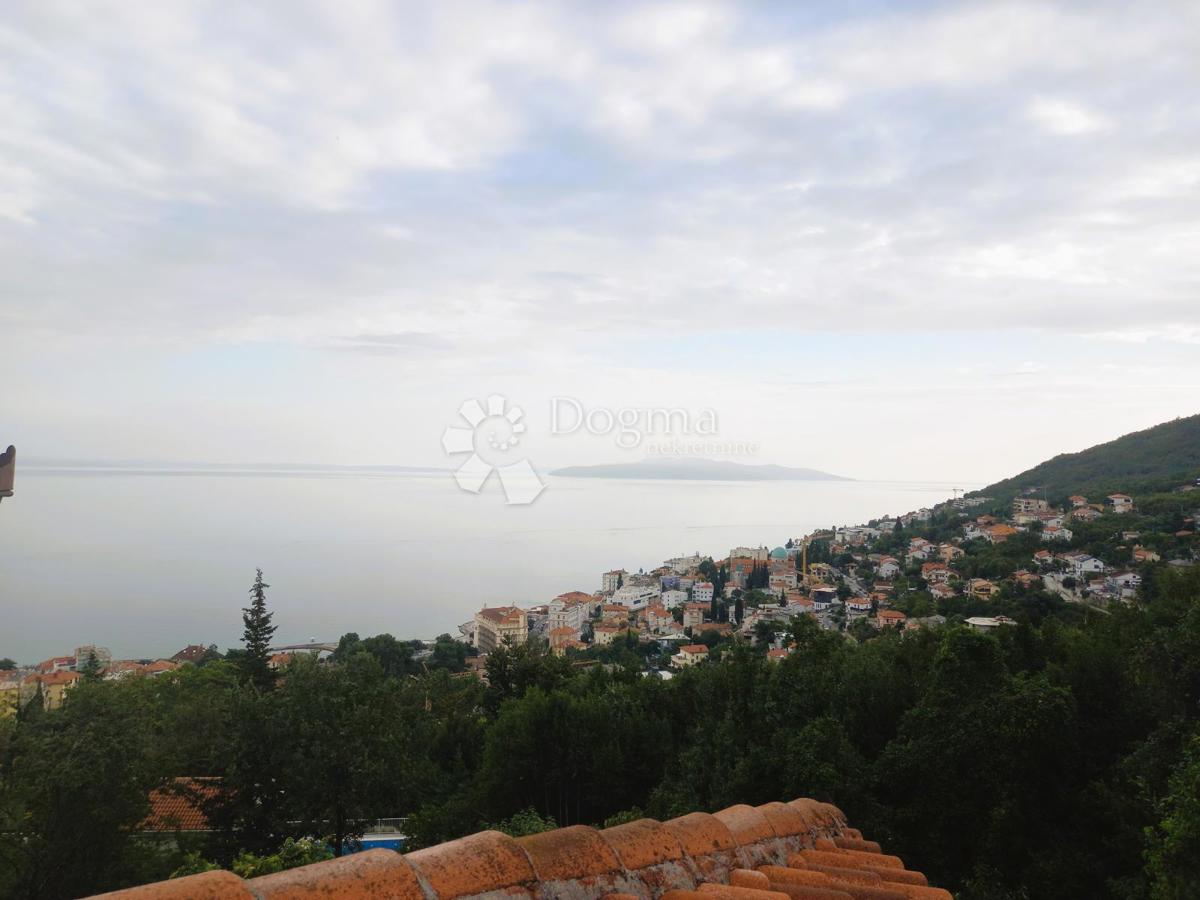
{"left": 549, "top": 458, "right": 851, "bottom": 481}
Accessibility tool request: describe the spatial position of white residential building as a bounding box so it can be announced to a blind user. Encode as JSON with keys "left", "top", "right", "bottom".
{"left": 611, "top": 583, "right": 660, "bottom": 609}
{"left": 1107, "top": 494, "right": 1134, "bottom": 514}
{"left": 1042, "top": 525, "right": 1073, "bottom": 542}
{"left": 601, "top": 569, "right": 626, "bottom": 592}
{"left": 548, "top": 592, "right": 594, "bottom": 632}
{"left": 692, "top": 582, "right": 714, "bottom": 604}
{"left": 661, "top": 589, "right": 688, "bottom": 609}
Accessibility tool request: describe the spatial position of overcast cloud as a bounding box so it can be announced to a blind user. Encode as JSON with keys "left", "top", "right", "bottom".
{"left": 2, "top": 0, "right": 1199, "bottom": 482}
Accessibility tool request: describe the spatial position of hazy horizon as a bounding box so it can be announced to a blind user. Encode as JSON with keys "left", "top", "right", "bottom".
{"left": 1, "top": 470, "right": 969, "bottom": 663}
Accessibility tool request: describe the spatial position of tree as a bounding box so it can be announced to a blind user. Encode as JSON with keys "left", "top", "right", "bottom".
{"left": 483, "top": 807, "right": 557, "bottom": 838}
{"left": 0, "top": 658, "right": 15, "bottom": 670}
{"left": 239, "top": 569, "right": 277, "bottom": 690}
{"left": 0, "top": 681, "right": 161, "bottom": 898}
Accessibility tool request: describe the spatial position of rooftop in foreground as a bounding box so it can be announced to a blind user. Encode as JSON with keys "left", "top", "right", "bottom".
{"left": 89, "top": 796, "right": 953, "bottom": 899}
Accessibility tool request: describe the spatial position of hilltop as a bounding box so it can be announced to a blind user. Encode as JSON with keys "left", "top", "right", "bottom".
{"left": 976, "top": 413, "right": 1200, "bottom": 503}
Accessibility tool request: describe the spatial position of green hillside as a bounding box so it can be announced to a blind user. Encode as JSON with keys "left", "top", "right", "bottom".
{"left": 976, "top": 412, "right": 1200, "bottom": 503}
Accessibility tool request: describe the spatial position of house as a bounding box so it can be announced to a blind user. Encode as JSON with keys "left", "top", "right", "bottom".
{"left": 877, "top": 557, "right": 900, "bottom": 579}
{"left": 35, "top": 656, "right": 75, "bottom": 674}
{"left": 965, "top": 616, "right": 1017, "bottom": 633}
{"left": 845, "top": 595, "right": 871, "bottom": 617}
{"left": 984, "top": 524, "right": 1019, "bottom": 544}
{"left": 473, "top": 606, "right": 529, "bottom": 653}
{"left": 810, "top": 592, "right": 834, "bottom": 612}
{"left": 939, "top": 544, "right": 965, "bottom": 563}
{"left": 549, "top": 591, "right": 595, "bottom": 632}
{"left": 611, "top": 583, "right": 660, "bottom": 609}
{"left": 661, "top": 589, "right": 688, "bottom": 609}
{"left": 730, "top": 546, "right": 769, "bottom": 561}
{"left": 268, "top": 652, "right": 294, "bottom": 670}
{"left": 920, "top": 562, "right": 951, "bottom": 584}
{"left": 768, "top": 571, "right": 798, "bottom": 592}
{"left": 1133, "top": 546, "right": 1161, "bottom": 563}
{"left": 74, "top": 645, "right": 112, "bottom": 670}
{"left": 600, "top": 569, "right": 626, "bottom": 592}
{"left": 642, "top": 604, "right": 674, "bottom": 632}
{"left": 672, "top": 644, "right": 708, "bottom": 668}
{"left": 962, "top": 522, "right": 987, "bottom": 541}
{"left": 1042, "top": 525, "right": 1073, "bottom": 542}
{"left": 691, "top": 582, "right": 715, "bottom": 604}
{"left": 593, "top": 622, "right": 632, "bottom": 646}
{"left": 1070, "top": 554, "right": 1108, "bottom": 577}
{"left": 1071, "top": 506, "right": 1101, "bottom": 522}
{"left": 170, "top": 645, "right": 211, "bottom": 664}
{"left": 1033, "top": 549, "right": 1054, "bottom": 566}
{"left": 1012, "top": 497, "right": 1049, "bottom": 516}
{"left": 1107, "top": 494, "right": 1134, "bottom": 514}
{"left": 1012, "top": 570, "right": 1041, "bottom": 589}
{"left": 1069, "top": 495, "right": 1088, "bottom": 508}
{"left": 766, "top": 648, "right": 792, "bottom": 662}
{"left": 693, "top": 622, "right": 733, "bottom": 638}
{"left": 682, "top": 602, "right": 709, "bottom": 629}
{"left": 548, "top": 626, "right": 580, "bottom": 652}
{"left": 810, "top": 584, "right": 839, "bottom": 606}
{"left": 140, "top": 777, "right": 222, "bottom": 837}
{"left": 787, "top": 596, "right": 814, "bottom": 614}
{"left": 968, "top": 578, "right": 1000, "bottom": 598}
{"left": 1107, "top": 570, "right": 1142, "bottom": 594}
{"left": 929, "top": 583, "right": 956, "bottom": 600}
{"left": 0, "top": 678, "right": 21, "bottom": 718}
{"left": 24, "top": 670, "right": 81, "bottom": 710}
{"left": 874, "top": 609, "right": 907, "bottom": 629}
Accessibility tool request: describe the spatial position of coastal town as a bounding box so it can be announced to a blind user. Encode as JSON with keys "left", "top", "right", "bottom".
{"left": 6, "top": 481, "right": 1197, "bottom": 707}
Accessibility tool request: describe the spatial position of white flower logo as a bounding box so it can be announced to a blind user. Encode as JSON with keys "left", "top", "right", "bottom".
{"left": 441, "top": 395, "right": 545, "bottom": 505}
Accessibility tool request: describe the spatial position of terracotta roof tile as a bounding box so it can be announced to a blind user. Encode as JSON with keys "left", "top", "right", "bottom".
{"left": 88, "top": 871, "right": 254, "bottom": 900}
{"left": 405, "top": 829, "right": 534, "bottom": 896}
{"left": 83, "top": 797, "right": 953, "bottom": 900}
{"left": 812, "top": 839, "right": 902, "bottom": 869}
{"left": 518, "top": 824, "right": 621, "bottom": 880}
{"left": 249, "top": 849, "right": 424, "bottom": 899}
{"left": 713, "top": 804, "right": 776, "bottom": 846}
{"left": 665, "top": 812, "right": 738, "bottom": 855}
{"left": 140, "top": 777, "right": 221, "bottom": 832}
{"left": 756, "top": 801, "right": 811, "bottom": 839}
{"left": 601, "top": 818, "right": 685, "bottom": 870}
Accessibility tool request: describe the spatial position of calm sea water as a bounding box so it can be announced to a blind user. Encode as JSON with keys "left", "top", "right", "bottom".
{"left": 0, "top": 469, "right": 971, "bottom": 661}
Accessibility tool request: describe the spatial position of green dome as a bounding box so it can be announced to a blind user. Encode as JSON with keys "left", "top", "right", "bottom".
{"left": 769, "top": 546, "right": 788, "bottom": 559}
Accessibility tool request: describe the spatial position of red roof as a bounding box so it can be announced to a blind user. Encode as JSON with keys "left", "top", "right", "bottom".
{"left": 140, "top": 777, "right": 222, "bottom": 832}
{"left": 680, "top": 644, "right": 708, "bottom": 654}
{"left": 89, "top": 796, "right": 953, "bottom": 899}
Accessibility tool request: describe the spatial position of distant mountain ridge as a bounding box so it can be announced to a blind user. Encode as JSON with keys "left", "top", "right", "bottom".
{"left": 549, "top": 458, "right": 850, "bottom": 481}
{"left": 976, "top": 413, "right": 1200, "bottom": 502}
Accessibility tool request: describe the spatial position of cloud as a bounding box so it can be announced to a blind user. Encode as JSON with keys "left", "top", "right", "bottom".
{"left": 1027, "top": 97, "right": 1111, "bottom": 135}
{"left": 1, "top": 0, "right": 1199, "bottom": 465}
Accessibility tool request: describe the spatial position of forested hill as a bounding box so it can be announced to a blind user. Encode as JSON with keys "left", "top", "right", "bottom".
{"left": 976, "top": 413, "right": 1200, "bottom": 503}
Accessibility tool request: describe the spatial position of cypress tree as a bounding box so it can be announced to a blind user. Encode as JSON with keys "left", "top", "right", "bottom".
{"left": 240, "top": 568, "right": 277, "bottom": 690}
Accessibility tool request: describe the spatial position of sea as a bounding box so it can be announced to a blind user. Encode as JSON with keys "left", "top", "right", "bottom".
{"left": 0, "top": 467, "right": 974, "bottom": 662}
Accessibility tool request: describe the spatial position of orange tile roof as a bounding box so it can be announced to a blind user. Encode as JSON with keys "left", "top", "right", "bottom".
{"left": 84, "top": 796, "right": 954, "bottom": 899}
{"left": 140, "top": 777, "right": 222, "bottom": 832}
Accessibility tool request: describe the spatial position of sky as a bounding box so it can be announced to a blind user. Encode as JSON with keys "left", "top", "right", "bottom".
{"left": 2, "top": 0, "right": 1199, "bottom": 485}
